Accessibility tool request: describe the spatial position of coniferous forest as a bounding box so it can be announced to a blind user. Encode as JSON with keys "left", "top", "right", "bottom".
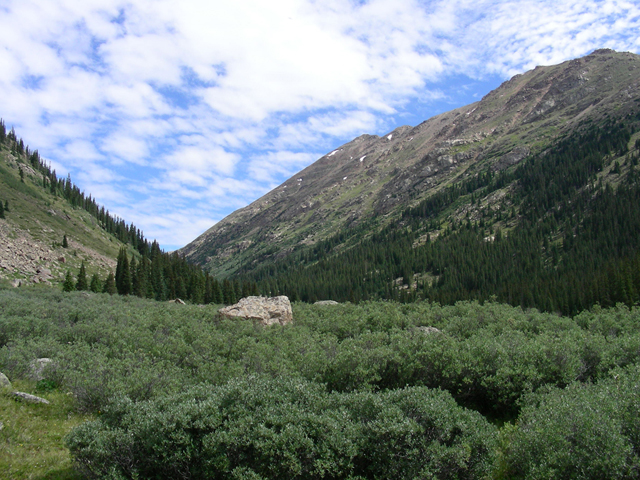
{"left": 234, "top": 116, "right": 640, "bottom": 316}
{"left": 0, "top": 119, "right": 258, "bottom": 304}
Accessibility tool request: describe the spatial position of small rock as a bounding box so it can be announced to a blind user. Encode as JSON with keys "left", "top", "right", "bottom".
{"left": 12, "top": 392, "right": 50, "bottom": 404}
{"left": 36, "top": 267, "right": 52, "bottom": 276}
{"left": 30, "top": 358, "right": 52, "bottom": 381}
{"left": 314, "top": 300, "right": 339, "bottom": 305}
{"left": 416, "top": 326, "right": 441, "bottom": 334}
{"left": 10, "top": 279, "right": 21, "bottom": 288}
{"left": 168, "top": 298, "right": 186, "bottom": 305}
{"left": 0, "top": 372, "right": 11, "bottom": 389}
{"left": 58, "top": 256, "right": 66, "bottom": 263}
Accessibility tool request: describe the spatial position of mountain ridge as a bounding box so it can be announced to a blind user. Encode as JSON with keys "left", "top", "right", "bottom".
{"left": 180, "top": 49, "right": 640, "bottom": 278}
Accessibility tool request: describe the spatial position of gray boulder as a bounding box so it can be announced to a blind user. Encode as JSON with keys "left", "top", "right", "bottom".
{"left": 314, "top": 300, "right": 339, "bottom": 305}
{"left": 11, "top": 392, "right": 50, "bottom": 404}
{"left": 30, "top": 358, "right": 52, "bottom": 381}
{"left": 0, "top": 372, "right": 11, "bottom": 389}
{"left": 219, "top": 296, "right": 293, "bottom": 326}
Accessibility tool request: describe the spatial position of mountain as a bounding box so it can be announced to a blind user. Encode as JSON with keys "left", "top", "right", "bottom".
{"left": 181, "top": 49, "right": 640, "bottom": 274}
{"left": 0, "top": 132, "right": 122, "bottom": 287}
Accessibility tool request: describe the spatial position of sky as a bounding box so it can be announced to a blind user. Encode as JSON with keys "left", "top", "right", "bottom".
{"left": 0, "top": 0, "right": 639, "bottom": 251}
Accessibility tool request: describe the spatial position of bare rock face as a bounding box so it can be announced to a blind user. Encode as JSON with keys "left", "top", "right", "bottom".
{"left": 219, "top": 296, "right": 293, "bottom": 326}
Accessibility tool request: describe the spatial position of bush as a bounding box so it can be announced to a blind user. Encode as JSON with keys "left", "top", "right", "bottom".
{"left": 66, "top": 376, "right": 497, "bottom": 480}
{"left": 501, "top": 365, "right": 640, "bottom": 479}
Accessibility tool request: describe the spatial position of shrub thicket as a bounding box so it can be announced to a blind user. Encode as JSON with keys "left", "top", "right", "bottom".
{"left": 2, "top": 289, "right": 640, "bottom": 416}
{"left": 66, "top": 376, "right": 497, "bottom": 480}
{"left": 3, "top": 289, "right": 640, "bottom": 478}
{"left": 501, "top": 364, "right": 640, "bottom": 479}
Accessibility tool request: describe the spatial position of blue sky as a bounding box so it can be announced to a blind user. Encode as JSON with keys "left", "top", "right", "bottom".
{"left": 1, "top": 0, "right": 639, "bottom": 251}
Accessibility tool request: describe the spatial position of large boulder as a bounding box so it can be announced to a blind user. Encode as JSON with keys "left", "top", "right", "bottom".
{"left": 219, "top": 296, "right": 293, "bottom": 326}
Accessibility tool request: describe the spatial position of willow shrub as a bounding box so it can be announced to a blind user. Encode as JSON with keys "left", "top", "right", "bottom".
{"left": 501, "top": 364, "right": 640, "bottom": 479}
{"left": 66, "top": 376, "right": 497, "bottom": 480}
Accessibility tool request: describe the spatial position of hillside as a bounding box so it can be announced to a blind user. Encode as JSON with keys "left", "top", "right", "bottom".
{"left": 181, "top": 49, "right": 640, "bottom": 274}
{"left": 0, "top": 132, "right": 123, "bottom": 287}
{"left": 180, "top": 49, "right": 640, "bottom": 313}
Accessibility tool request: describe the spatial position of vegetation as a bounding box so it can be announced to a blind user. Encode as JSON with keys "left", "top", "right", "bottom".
{"left": 3, "top": 289, "right": 640, "bottom": 478}
{"left": 234, "top": 117, "right": 640, "bottom": 316}
{"left": 0, "top": 380, "right": 89, "bottom": 480}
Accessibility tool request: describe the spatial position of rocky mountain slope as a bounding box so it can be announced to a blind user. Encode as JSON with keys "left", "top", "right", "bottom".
{"left": 181, "top": 49, "right": 640, "bottom": 277}
{"left": 0, "top": 138, "right": 122, "bottom": 287}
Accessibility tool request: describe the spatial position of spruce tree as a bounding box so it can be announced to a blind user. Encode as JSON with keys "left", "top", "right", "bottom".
{"left": 62, "top": 235, "right": 69, "bottom": 248}
{"left": 76, "top": 261, "right": 88, "bottom": 291}
{"left": 0, "top": 201, "right": 4, "bottom": 219}
{"left": 103, "top": 272, "right": 117, "bottom": 295}
{"left": 89, "top": 273, "right": 101, "bottom": 293}
{"left": 119, "top": 253, "right": 132, "bottom": 295}
{"left": 3, "top": 200, "right": 8, "bottom": 212}
{"left": 62, "top": 270, "right": 75, "bottom": 292}
{"left": 222, "top": 279, "right": 235, "bottom": 304}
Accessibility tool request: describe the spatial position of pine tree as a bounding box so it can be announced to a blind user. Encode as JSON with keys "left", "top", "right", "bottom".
{"left": 0, "top": 201, "right": 4, "bottom": 219}
{"left": 222, "top": 279, "right": 235, "bottom": 304}
{"left": 62, "top": 235, "right": 69, "bottom": 248}
{"left": 62, "top": 271, "right": 75, "bottom": 292}
{"left": 76, "top": 261, "right": 88, "bottom": 291}
{"left": 3, "top": 200, "right": 8, "bottom": 212}
{"left": 89, "top": 273, "right": 101, "bottom": 293}
{"left": 103, "top": 272, "right": 117, "bottom": 295}
{"left": 118, "top": 252, "right": 132, "bottom": 295}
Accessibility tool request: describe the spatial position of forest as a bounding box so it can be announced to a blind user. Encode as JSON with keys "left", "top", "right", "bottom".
{"left": 2, "top": 289, "right": 640, "bottom": 478}
{"left": 235, "top": 117, "right": 640, "bottom": 316}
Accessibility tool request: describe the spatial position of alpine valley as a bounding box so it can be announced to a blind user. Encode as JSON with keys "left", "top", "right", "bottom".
{"left": 4, "top": 49, "right": 640, "bottom": 480}
{"left": 178, "top": 48, "right": 640, "bottom": 315}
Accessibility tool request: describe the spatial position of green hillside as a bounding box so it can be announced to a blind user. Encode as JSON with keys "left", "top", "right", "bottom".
{"left": 0, "top": 122, "right": 221, "bottom": 302}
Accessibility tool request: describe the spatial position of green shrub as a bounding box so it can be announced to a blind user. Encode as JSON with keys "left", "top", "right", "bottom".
{"left": 502, "top": 365, "right": 640, "bottom": 479}
{"left": 66, "top": 377, "right": 497, "bottom": 480}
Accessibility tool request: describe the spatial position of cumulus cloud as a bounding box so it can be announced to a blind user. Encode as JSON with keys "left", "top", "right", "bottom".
{"left": 0, "top": 0, "right": 638, "bottom": 250}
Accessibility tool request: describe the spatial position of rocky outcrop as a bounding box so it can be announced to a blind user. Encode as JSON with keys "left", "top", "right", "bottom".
{"left": 314, "top": 300, "right": 339, "bottom": 305}
{"left": 219, "top": 296, "right": 293, "bottom": 326}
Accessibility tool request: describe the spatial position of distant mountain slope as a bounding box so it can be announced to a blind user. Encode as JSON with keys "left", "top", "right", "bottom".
{"left": 0, "top": 126, "right": 243, "bottom": 303}
{"left": 181, "top": 49, "right": 640, "bottom": 280}
{"left": 0, "top": 134, "right": 122, "bottom": 286}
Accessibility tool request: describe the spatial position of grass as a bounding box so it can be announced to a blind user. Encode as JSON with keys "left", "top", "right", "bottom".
{"left": 0, "top": 380, "right": 91, "bottom": 480}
